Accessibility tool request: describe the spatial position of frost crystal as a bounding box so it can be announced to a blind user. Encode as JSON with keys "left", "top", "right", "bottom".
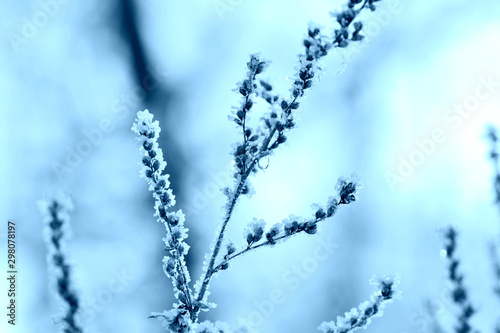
{"left": 318, "top": 275, "right": 401, "bottom": 333}
{"left": 132, "top": 109, "right": 194, "bottom": 320}
{"left": 151, "top": 309, "right": 193, "bottom": 333}
{"left": 336, "top": 176, "right": 362, "bottom": 204}
{"left": 244, "top": 218, "right": 266, "bottom": 245}
{"left": 229, "top": 53, "right": 270, "bottom": 191}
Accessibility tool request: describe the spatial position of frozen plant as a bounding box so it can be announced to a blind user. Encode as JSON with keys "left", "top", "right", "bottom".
{"left": 133, "top": 111, "right": 391, "bottom": 332}
{"left": 442, "top": 227, "right": 477, "bottom": 333}
{"left": 132, "top": 110, "right": 195, "bottom": 331}
{"left": 318, "top": 275, "right": 401, "bottom": 333}
{"left": 38, "top": 192, "right": 83, "bottom": 333}
{"left": 132, "top": 0, "right": 400, "bottom": 331}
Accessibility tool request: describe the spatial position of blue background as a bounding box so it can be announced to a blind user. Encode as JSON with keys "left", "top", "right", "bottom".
{"left": 1, "top": 0, "right": 500, "bottom": 332}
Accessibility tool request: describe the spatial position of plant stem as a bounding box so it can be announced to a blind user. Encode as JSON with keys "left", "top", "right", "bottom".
{"left": 213, "top": 215, "right": 328, "bottom": 271}
{"left": 193, "top": 123, "right": 280, "bottom": 318}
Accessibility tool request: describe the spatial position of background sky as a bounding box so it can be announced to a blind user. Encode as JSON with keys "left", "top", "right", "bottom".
{"left": 1, "top": 0, "right": 500, "bottom": 332}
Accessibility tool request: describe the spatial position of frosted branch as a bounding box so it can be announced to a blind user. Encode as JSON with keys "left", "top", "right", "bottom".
{"left": 318, "top": 275, "right": 401, "bottom": 333}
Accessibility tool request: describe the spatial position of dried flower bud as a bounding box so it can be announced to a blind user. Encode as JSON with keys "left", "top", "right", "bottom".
{"left": 336, "top": 177, "right": 361, "bottom": 204}
{"left": 245, "top": 218, "right": 266, "bottom": 245}
{"left": 315, "top": 208, "right": 326, "bottom": 219}
{"left": 266, "top": 225, "right": 280, "bottom": 244}
{"left": 277, "top": 134, "right": 287, "bottom": 144}
{"left": 284, "top": 220, "right": 299, "bottom": 236}
{"left": 308, "top": 27, "right": 320, "bottom": 38}
{"left": 304, "top": 221, "right": 318, "bottom": 234}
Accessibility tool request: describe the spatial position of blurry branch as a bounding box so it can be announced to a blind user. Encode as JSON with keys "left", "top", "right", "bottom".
{"left": 487, "top": 126, "right": 500, "bottom": 333}
{"left": 113, "top": 0, "right": 195, "bottom": 276}
{"left": 38, "top": 193, "right": 83, "bottom": 333}
{"left": 489, "top": 244, "right": 500, "bottom": 302}
{"left": 116, "top": 0, "right": 157, "bottom": 102}
{"left": 487, "top": 127, "right": 500, "bottom": 212}
{"left": 113, "top": 0, "right": 187, "bottom": 187}
{"left": 442, "top": 227, "right": 477, "bottom": 333}
{"left": 425, "top": 300, "right": 447, "bottom": 333}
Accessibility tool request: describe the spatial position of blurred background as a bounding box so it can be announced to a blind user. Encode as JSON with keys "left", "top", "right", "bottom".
{"left": 1, "top": 0, "right": 500, "bottom": 332}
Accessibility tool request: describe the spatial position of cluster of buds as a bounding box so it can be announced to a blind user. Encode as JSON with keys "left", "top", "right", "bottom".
{"left": 333, "top": 0, "right": 380, "bottom": 48}
{"left": 227, "top": 0, "right": 377, "bottom": 193}
{"left": 304, "top": 24, "right": 331, "bottom": 61}
{"left": 226, "top": 179, "right": 357, "bottom": 255}
{"left": 245, "top": 218, "right": 266, "bottom": 246}
{"left": 265, "top": 177, "right": 360, "bottom": 242}
{"left": 213, "top": 177, "right": 361, "bottom": 273}
{"left": 230, "top": 54, "right": 270, "bottom": 189}
{"left": 132, "top": 110, "right": 195, "bottom": 319}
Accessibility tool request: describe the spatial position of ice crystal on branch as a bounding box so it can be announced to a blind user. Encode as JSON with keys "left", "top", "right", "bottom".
{"left": 38, "top": 192, "right": 83, "bottom": 333}
{"left": 132, "top": 110, "right": 195, "bottom": 327}
{"left": 318, "top": 275, "right": 401, "bottom": 333}
{"left": 211, "top": 177, "right": 360, "bottom": 273}
{"left": 336, "top": 176, "right": 362, "bottom": 205}
{"left": 229, "top": 53, "right": 270, "bottom": 191}
{"left": 244, "top": 218, "right": 266, "bottom": 246}
{"left": 150, "top": 309, "right": 192, "bottom": 333}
